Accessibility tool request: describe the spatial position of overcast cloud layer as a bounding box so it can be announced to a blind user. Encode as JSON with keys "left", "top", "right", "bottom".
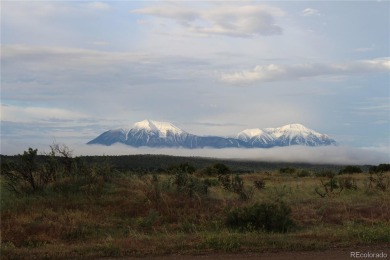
{"left": 1, "top": 1, "right": 389, "bottom": 164}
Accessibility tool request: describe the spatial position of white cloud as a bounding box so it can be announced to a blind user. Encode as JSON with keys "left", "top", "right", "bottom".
{"left": 301, "top": 8, "right": 320, "bottom": 17}
{"left": 61, "top": 144, "right": 390, "bottom": 165}
{"left": 220, "top": 58, "right": 390, "bottom": 84}
{"left": 2, "top": 137, "right": 388, "bottom": 165}
{"left": 0, "top": 104, "right": 88, "bottom": 123}
{"left": 1, "top": 45, "right": 155, "bottom": 85}
{"left": 132, "top": 4, "right": 284, "bottom": 37}
{"left": 2, "top": 44, "right": 148, "bottom": 66}
{"left": 133, "top": 6, "right": 198, "bottom": 24}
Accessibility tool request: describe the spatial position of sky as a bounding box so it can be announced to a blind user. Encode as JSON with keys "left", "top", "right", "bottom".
{"left": 1, "top": 1, "right": 390, "bottom": 164}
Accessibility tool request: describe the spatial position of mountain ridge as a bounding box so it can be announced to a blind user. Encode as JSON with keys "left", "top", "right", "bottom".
{"left": 87, "top": 120, "right": 337, "bottom": 148}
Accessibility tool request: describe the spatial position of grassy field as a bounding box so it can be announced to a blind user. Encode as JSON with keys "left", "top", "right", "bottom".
{"left": 1, "top": 154, "right": 390, "bottom": 259}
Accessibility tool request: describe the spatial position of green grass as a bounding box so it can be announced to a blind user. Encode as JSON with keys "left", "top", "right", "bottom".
{"left": 1, "top": 171, "right": 390, "bottom": 259}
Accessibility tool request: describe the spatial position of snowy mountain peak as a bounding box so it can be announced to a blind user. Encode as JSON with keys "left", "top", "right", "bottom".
{"left": 133, "top": 119, "right": 186, "bottom": 137}
{"left": 277, "top": 123, "right": 321, "bottom": 136}
{"left": 237, "top": 128, "right": 265, "bottom": 139}
{"left": 279, "top": 123, "right": 309, "bottom": 131}
{"left": 88, "top": 120, "right": 336, "bottom": 148}
{"left": 236, "top": 123, "right": 336, "bottom": 147}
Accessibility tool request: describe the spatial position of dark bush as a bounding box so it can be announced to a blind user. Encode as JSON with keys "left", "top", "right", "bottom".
{"left": 1, "top": 148, "right": 52, "bottom": 193}
{"left": 213, "top": 163, "right": 230, "bottom": 174}
{"left": 168, "top": 162, "right": 196, "bottom": 174}
{"left": 173, "top": 172, "right": 208, "bottom": 197}
{"left": 253, "top": 179, "right": 266, "bottom": 190}
{"left": 203, "top": 178, "right": 219, "bottom": 187}
{"left": 279, "top": 167, "right": 296, "bottom": 174}
{"left": 226, "top": 202, "right": 294, "bottom": 232}
{"left": 339, "top": 177, "right": 358, "bottom": 190}
{"left": 203, "top": 163, "right": 230, "bottom": 176}
{"left": 367, "top": 172, "right": 389, "bottom": 191}
{"left": 369, "top": 164, "right": 390, "bottom": 174}
{"left": 217, "top": 174, "right": 252, "bottom": 200}
{"left": 297, "top": 170, "right": 311, "bottom": 177}
{"left": 218, "top": 174, "right": 231, "bottom": 190}
{"left": 314, "top": 174, "right": 343, "bottom": 198}
{"left": 316, "top": 170, "right": 336, "bottom": 178}
{"left": 339, "top": 166, "right": 362, "bottom": 175}
{"left": 1, "top": 145, "right": 114, "bottom": 196}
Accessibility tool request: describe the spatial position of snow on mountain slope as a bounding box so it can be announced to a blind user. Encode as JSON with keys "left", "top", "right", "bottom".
{"left": 88, "top": 120, "right": 337, "bottom": 148}
{"left": 237, "top": 123, "right": 336, "bottom": 147}
{"left": 87, "top": 128, "right": 127, "bottom": 145}
{"left": 237, "top": 128, "right": 274, "bottom": 147}
{"left": 237, "top": 128, "right": 263, "bottom": 140}
{"left": 265, "top": 123, "right": 321, "bottom": 138}
{"left": 132, "top": 120, "right": 186, "bottom": 137}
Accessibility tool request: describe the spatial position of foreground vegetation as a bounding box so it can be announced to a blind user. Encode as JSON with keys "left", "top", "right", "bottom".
{"left": 1, "top": 146, "right": 389, "bottom": 259}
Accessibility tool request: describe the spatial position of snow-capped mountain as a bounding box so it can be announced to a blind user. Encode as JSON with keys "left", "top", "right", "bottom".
{"left": 87, "top": 120, "right": 336, "bottom": 148}
{"left": 236, "top": 123, "right": 336, "bottom": 147}
{"left": 236, "top": 128, "right": 274, "bottom": 147}
{"left": 125, "top": 120, "right": 191, "bottom": 147}
{"left": 88, "top": 120, "right": 248, "bottom": 148}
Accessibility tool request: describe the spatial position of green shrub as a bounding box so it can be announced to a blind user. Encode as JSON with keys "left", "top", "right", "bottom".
{"left": 226, "top": 202, "right": 294, "bottom": 232}
{"left": 279, "top": 167, "right": 296, "bottom": 174}
{"left": 367, "top": 172, "right": 389, "bottom": 191}
{"left": 369, "top": 164, "right": 390, "bottom": 174}
{"left": 168, "top": 162, "right": 196, "bottom": 174}
{"left": 203, "top": 163, "right": 230, "bottom": 176}
{"left": 297, "top": 170, "right": 311, "bottom": 177}
{"left": 316, "top": 170, "right": 336, "bottom": 178}
{"left": 218, "top": 174, "right": 231, "bottom": 190}
{"left": 314, "top": 174, "right": 343, "bottom": 198}
{"left": 1, "top": 148, "right": 51, "bottom": 194}
{"left": 253, "top": 179, "right": 266, "bottom": 190}
{"left": 203, "top": 178, "right": 219, "bottom": 187}
{"left": 217, "top": 174, "right": 252, "bottom": 200}
{"left": 339, "top": 177, "right": 358, "bottom": 190}
{"left": 173, "top": 172, "right": 208, "bottom": 197}
{"left": 339, "top": 166, "right": 362, "bottom": 175}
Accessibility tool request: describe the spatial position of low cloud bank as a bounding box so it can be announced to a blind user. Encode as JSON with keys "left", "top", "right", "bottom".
{"left": 2, "top": 140, "right": 388, "bottom": 165}
{"left": 73, "top": 144, "right": 389, "bottom": 165}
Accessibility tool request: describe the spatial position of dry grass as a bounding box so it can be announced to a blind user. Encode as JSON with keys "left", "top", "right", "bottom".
{"left": 1, "top": 171, "right": 390, "bottom": 259}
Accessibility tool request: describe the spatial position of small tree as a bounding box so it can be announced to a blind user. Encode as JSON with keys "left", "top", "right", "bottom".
{"left": 49, "top": 143, "right": 74, "bottom": 177}
{"left": 314, "top": 172, "right": 344, "bottom": 198}
{"left": 2, "top": 148, "right": 46, "bottom": 193}
{"left": 279, "top": 167, "right": 296, "bottom": 174}
{"left": 168, "top": 162, "right": 196, "bottom": 174}
{"left": 339, "top": 166, "right": 362, "bottom": 175}
{"left": 213, "top": 163, "right": 230, "bottom": 175}
{"left": 203, "top": 163, "right": 230, "bottom": 176}
{"left": 226, "top": 202, "right": 294, "bottom": 232}
{"left": 369, "top": 164, "right": 390, "bottom": 174}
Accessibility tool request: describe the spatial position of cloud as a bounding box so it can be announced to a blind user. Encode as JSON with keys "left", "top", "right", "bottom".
{"left": 133, "top": 6, "right": 198, "bottom": 24}
{"left": 1, "top": 44, "right": 164, "bottom": 93}
{"left": 301, "top": 8, "right": 320, "bottom": 17}
{"left": 132, "top": 4, "right": 284, "bottom": 37}
{"left": 0, "top": 104, "right": 88, "bottom": 123}
{"left": 32, "top": 144, "right": 390, "bottom": 165}
{"left": 2, "top": 133, "right": 388, "bottom": 165}
{"left": 2, "top": 44, "right": 148, "bottom": 66}
{"left": 219, "top": 57, "right": 390, "bottom": 84}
